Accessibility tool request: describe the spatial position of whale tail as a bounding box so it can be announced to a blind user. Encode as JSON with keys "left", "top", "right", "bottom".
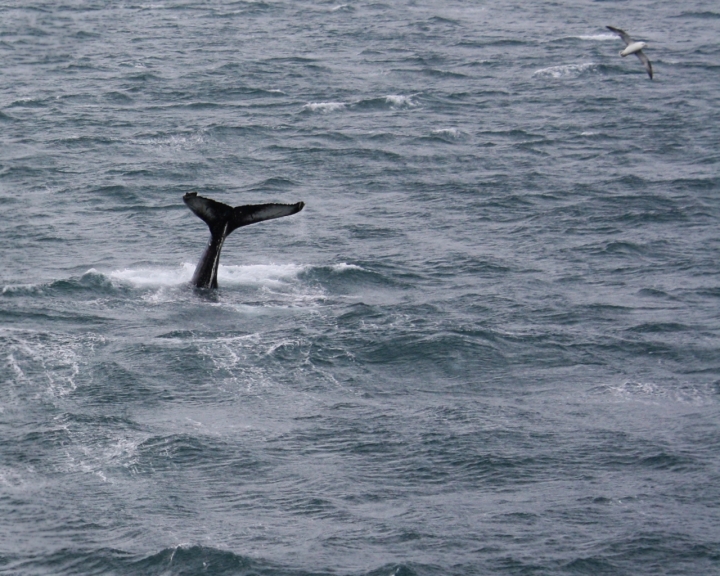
{"left": 183, "top": 192, "right": 304, "bottom": 288}
{"left": 183, "top": 192, "right": 304, "bottom": 236}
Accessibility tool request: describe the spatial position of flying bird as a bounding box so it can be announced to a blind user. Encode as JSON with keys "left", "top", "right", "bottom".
{"left": 606, "top": 26, "right": 653, "bottom": 80}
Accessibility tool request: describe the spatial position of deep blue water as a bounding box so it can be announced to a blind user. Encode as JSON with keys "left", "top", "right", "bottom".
{"left": 1, "top": 1, "right": 720, "bottom": 575}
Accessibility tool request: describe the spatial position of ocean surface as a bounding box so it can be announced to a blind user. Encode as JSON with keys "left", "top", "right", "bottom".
{"left": 1, "top": 1, "right": 719, "bottom": 574}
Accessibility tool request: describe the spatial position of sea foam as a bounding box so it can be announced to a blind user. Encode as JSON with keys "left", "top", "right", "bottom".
{"left": 109, "top": 263, "right": 304, "bottom": 288}
{"left": 533, "top": 62, "right": 597, "bottom": 79}
{"left": 303, "top": 102, "right": 347, "bottom": 113}
{"left": 575, "top": 33, "right": 617, "bottom": 41}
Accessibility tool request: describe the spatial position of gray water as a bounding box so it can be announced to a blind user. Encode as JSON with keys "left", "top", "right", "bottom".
{"left": 1, "top": 1, "right": 719, "bottom": 575}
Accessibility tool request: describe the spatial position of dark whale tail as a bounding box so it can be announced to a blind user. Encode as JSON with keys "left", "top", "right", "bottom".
{"left": 183, "top": 192, "right": 304, "bottom": 289}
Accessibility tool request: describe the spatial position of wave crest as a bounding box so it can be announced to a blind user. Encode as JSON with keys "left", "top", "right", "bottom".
{"left": 302, "top": 101, "right": 347, "bottom": 113}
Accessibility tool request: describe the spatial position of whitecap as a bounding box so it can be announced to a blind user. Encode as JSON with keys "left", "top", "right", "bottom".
{"left": 2, "top": 283, "right": 35, "bottom": 295}
{"left": 329, "top": 263, "right": 364, "bottom": 272}
{"left": 431, "top": 128, "right": 463, "bottom": 139}
{"left": 385, "top": 94, "right": 415, "bottom": 107}
{"left": 303, "top": 101, "right": 347, "bottom": 113}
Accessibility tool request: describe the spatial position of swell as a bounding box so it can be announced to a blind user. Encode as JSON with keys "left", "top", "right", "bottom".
{"left": 1, "top": 545, "right": 433, "bottom": 576}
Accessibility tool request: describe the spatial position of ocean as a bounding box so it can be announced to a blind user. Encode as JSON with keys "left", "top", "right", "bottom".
{"left": 1, "top": 1, "right": 719, "bottom": 574}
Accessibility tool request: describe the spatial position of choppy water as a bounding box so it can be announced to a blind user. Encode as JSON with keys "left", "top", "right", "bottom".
{"left": 2, "top": 1, "right": 720, "bottom": 575}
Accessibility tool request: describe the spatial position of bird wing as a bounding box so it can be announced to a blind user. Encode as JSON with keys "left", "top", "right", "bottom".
{"left": 635, "top": 50, "right": 653, "bottom": 79}
{"left": 606, "top": 26, "right": 633, "bottom": 46}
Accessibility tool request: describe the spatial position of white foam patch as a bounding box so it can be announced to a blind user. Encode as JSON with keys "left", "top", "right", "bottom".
{"left": 148, "top": 131, "right": 206, "bottom": 150}
{"left": 110, "top": 264, "right": 195, "bottom": 287}
{"left": 597, "top": 381, "right": 715, "bottom": 406}
{"left": 109, "top": 263, "right": 304, "bottom": 288}
{"left": 533, "top": 62, "right": 597, "bottom": 79}
{"left": 303, "top": 101, "right": 347, "bottom": 113}
{"left": 218, "top": 263, "right": 305, "bottom": 286}
{"left": 329, "top": 263, "right": 364, "bottom": 272}
{"left": 385, "top": 94, "right": 415, "bottom": 107}
{"left": 59, "top": 429, "right": 145, "bottom": 484}
{"left": 2, "top": 331, "right": 105, "bottom": 402}
{"left": 575, "top": 33, "right": 617, "bottom": 41}
{"left": 431, "top": 128, "right": 463, "bottom": 139}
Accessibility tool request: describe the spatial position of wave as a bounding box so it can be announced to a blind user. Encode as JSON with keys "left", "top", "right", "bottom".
{"left": 330, "top": 4, "right": 355, "bottom": 12}
{"left": 677, "top": 11, "right": 720, "bottom": 19}
{"left": 427, "top": 128, "right": 466, "bottom": 142}
{"left": 302, "top": 101, "right": 347, "bottom": 113}
{"left": 303, "top": 95, "right": 417, "bottom": 113}
{"left": 1, "top": 270, "right": 120, "bottom": 298}
{"left": 299, "top": 263, "right": 406, "bottom": 294}
{"left": 4, "top": 544, "right": 426, "bottom": 576}
{"left": 384, "top": 94, "right": 416, "bottom": 107}
{"left": 2, "top": 263, "right": 369, "bottom": 302}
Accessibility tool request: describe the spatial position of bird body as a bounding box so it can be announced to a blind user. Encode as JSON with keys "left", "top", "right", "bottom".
{"left": 620, "top": 41, "right": 646, "bottom": 57}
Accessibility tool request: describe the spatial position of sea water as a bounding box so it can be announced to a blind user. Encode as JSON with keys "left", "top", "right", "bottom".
{"left": 1, "top": 1, "right": 719, "bottom": 574}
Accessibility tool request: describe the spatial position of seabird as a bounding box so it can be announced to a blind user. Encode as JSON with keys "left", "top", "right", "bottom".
{"left": 606, "top": 26, "right": 653, "bottom": 79}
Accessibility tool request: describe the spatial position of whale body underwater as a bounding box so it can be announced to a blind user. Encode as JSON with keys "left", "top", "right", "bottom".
{"left": 183, "top": 192, "right": 304, "bottom": 289}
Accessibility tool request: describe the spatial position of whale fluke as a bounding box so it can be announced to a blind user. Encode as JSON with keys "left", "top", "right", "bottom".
{"left": 183, "top": 192, "right": 304, "bottom": 289}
